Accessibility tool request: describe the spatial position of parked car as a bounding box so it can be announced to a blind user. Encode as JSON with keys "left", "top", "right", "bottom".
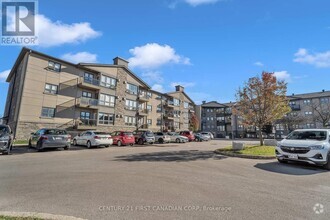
{"left": 154, "top": 132, "right": 171, "bottom": 144}
{"left": 133, "top": 130, "right": 155, "bottom": 145}
{"left": 73, "top": 131, "right": 113, "bottom": 148}
{"left": 200, "top": 132, "right": 214, "bottom": 139}
{"left": 111, "top": 131, "right": 135, "bottom": 146}
{"left": 179, "top": 131, "right": 195, "bottom": 142}
{"left": 194, "top": 133, "right": 210, "bottom": 142}
{"left": 167, "top": 132, "right": 189, "bottom": 143}
{"left": 276, "top": 129, "right": 330, "bottom": 170}
{"left": 0, "top": 125, "right": 13, "bottom": 155}
{"left": 29, "top": 128, "right": 71, "bottom": 151}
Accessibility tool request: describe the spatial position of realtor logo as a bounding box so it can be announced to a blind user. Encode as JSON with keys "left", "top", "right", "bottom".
{"left": 1, "top": 0, "right": 38, "bottom": 45}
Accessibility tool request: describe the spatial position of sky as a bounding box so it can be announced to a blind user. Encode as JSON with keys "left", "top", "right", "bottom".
{"left": 1, "top": 0, "right": 330, "bottom": 115}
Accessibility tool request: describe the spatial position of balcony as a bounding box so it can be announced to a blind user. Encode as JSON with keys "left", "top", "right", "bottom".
{"left": 164, "top": 101, "right": 175, "bottom": 108}
{"left": 164, "top": 113, "right": 174, "bottom": 120}
{"left": 76, "top": 118, "right": 97, "bottom": 130}
{"left": 137, "top": 109, "right": 149, "bottom": 116}
{"left": 217, "top": 120, "right": 226, "bottom": 125}
{"left": 138, "top": 93, "right": 150, "bottom": 102}
{"left": 290, "top": 104, "right": 301, "bottom": 111}
{"left": 125, "top": 106, "right": 138, "bottom": 111}
{"left": 78, "top": 77, "right": 100, "bottom": 90}
{"left": 138, "top": 124, "right": 149, "bottom": 129}
{"left": 76, "top": 97, "right": 99, "bottom": 109}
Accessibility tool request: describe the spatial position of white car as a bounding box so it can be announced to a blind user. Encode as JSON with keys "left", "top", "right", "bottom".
{"left": 167, "top": 132, "right": 189, "bottom": 143}
{"left": 73, "top": 131, "right": 113, "bottom": 148}
{"left": 200, "top": 132, "right": 214, "bottom": 139}
{"left": 276, "top": 129, "right": 330, "bottom": 170}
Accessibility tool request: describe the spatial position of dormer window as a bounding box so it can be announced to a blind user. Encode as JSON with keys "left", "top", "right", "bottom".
{"left": 48, "top": 61, "right": 61, "bottom": 72}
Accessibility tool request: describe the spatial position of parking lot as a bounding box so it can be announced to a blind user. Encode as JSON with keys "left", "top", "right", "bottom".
{"left": 0, "top": 140, "right": 329, "bottom": 220}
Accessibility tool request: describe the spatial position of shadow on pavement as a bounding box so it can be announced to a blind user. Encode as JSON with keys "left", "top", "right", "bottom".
{"left": 114, "top": 150, "right": 226, "bottom": 162}
{"left": 254, "top": 161, "right": 328, "bottom": 175}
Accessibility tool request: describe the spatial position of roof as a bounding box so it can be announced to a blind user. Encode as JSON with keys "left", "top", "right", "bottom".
{"left": 166, "top": 91, "right": 195, "bottom": 105}
{"left": 7, "top": 48, "right": 150, "bottom": 89}
{"left": 79, "top": 63, "right": 150, "bottom": 89}
{"left": 200, "top": 101, "right": 235, "bottom": 108}
{"left": 287, "top": 90, "right": 330, "bottom": 100}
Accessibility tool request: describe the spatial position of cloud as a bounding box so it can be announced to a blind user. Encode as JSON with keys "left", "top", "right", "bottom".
{"left": 254, "top": 61, "right": 264, "bottom": 67}
{"left": 170, "top": 82, "right": 196, "bottom": 88}
{"left": 61, "top": 52, "right": 98, "bottom": 63}
{"left": 151, "top": 84, "right": 165, "bottom": 93}
{"left": 128, "top": 43, "right": 191, "bottom": 69}
{"left": 293, "top": 48, "right": 330, "bottom": 68}
{"left": 273, "top": 71, "right": 291, "bottom": 82}
{"left": 184, "top": 0, "right": 221, "bottom": 6}
{"left": 0, "top": 69, "right": 11, "bottom": 82}
{"left": 141, "top": 71, "right": 164, "bottom": 84}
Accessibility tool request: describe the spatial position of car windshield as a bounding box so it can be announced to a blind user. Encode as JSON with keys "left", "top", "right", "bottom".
{"left": 286, "top": 130, "right": 327, "bottom": 141}
{"left": 44, "top": 129, "right": 67, "bottom": 135}
{"left": 94, "top": 132, "right": 109, "bottom": 135}
{"left": 124, "top": 132, "right": 133, "bottom": 136}
{"left": 0, "top": 126, "right": 9, "bottom": 134}
{"left": 145, "top": 131, "right": 154, "bottom": 137}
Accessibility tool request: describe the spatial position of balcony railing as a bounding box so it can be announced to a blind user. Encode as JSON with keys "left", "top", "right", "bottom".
{"left": 76, "top": 118, "right": 97, "bottom": 129}
{"left": 138, "top": 92, "right": 150, "bottom": 102}
{"left": 290, "top": 104, "right": 301, "bottom": 111}
{"left": 138, "top": 109, "right": 149, "bottom": 116}
{"left": 76, "top": 97, "right": 99, "bottom": 109}
{"left": 125, "top": 106, "right": 138, "bottom": 111}
{"left": 83, "top": 77, "right": 100, "bottom": 86}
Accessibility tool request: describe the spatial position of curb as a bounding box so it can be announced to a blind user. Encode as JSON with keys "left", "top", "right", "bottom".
{"left": 214, "top": 149, "right": 276, "bottom": 160}
{"left": 0, "top": 211, "right": 87, "bottom": 220}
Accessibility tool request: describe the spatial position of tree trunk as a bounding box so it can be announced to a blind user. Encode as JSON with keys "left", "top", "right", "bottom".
{"left": 258, "top": 130, "right": 263, "bottom": 146}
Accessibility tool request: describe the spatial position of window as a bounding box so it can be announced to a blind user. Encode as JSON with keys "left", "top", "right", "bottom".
{"left": 210, "top": 117, "right": 214, "bottom": 121}
{"left": 173, "top": 110, "right": 180, "bottom": 118}
{"left": 210, "top": 109, "right": 213, "bottom": 113}
{"left": 305, "top": 111, "right": 312, "bottom": 115}
{"left": 125, "top": 116, "right": 136, "bottom": 126}
{"left": 147, "top": 92, "right": 152, "bottom": 98}
{"left": 99, "top": 94, "right": 115, "bottom": 107}
{"left": 305, "top": 123, "right": 315, "bottom": 129}
{"left": 125, "top": 99, "right": 137, "bottom": 110}
{"left": 126, "top": 83, "right": 138, "bottom": 95}
{"left": 147, "top": 119, "right": 152, "bottom": 125}
{"left": 157, "top": 105, "right": 162, "bottom": 112}
{"left": 303, "top": 99, "right": 311, "bottom": 105}
{"left": 82, "top": 91, "right": 92, "bottom": 98}
{"left": 238, "top": 125, "right": 244, "bottom": 129}
{"left": 184, "top": 102, "right": 189, "bottom": 109}
{"left": 320, "top": 98, "right": 329, "bottom": 103}
{"left": 174, "top": 122, "right": 180, "bottom": 128}
{"left": 289, "top": 101, "right": 296, "bottom": 105}
{"left": 80, "top": 111, "right": 90, "bottom": 119}
{"left": 147, "top": 104, "right": 152, "bottom": 112}
{"left": 207, "top": 117, "right": 210, "bottom": 121}
{"left": 41, "top": 107, "right": 55, "bottom": 118}
{"left": 217, "top": 125, "right": 225, "bottom": 131}
{"left": 44, "top": 84, "right": 58, "bottom": 94}
{"left": 98, "top": 113, "right": 114, "bottom": 125}
{"left": 217, "top": 116, "right": 225, "bottom": 121}
{"left": 157, "top": 119, "right": 162, "bottom": 125}
{"left": 173, "top": 98, "right": 180, "bottom": 106}
{"left": 48, "top": 61, "right": 61, "bottom": 72}
{"left": 100, "top": 75, "right": 116, "bottom": 89}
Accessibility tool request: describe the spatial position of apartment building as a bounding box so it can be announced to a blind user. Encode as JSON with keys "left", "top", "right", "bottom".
{"left": 3, "top": 48, "right": 195, "bottom": 139}
{"left": 196, "top": 90, "right": 330, "bottom": 138}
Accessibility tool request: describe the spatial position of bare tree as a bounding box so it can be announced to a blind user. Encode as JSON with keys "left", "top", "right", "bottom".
{"left": 310, "top": 100, "right": 330, "bottom": 128}
{"left": 277, "top": 113, "right": 305, "bottom": 132}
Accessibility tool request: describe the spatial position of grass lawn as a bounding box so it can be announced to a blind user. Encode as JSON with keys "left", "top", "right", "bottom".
{"left": 220, "top": 145, "right": 275, "bottom": 156}
{"left": 0, "top": 216, "right": 44, "bottom": 220}
{"left": 13, "top": 140, "right": 28, "bottom": 145}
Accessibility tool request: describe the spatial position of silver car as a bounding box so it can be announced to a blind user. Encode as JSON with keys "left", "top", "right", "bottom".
{"left": 154, "top": 132, "right": 171, "bottom": 143}
{"left": 200, "top": 132, "right": 214, "bottom": 139}
{"left": 73, "top": 131, "right": 113, "bottom": 148}
{"left": 0, "top": 125, "right": 13, "bottom": 155}
{"left": 276, "top": 129, "right": 330, "bottom": 169}
{"left": 167, "top": 132, "right": 189, "bottom": 143}
{"left": 29, "top": 128, "right": 71, "bottom": 151}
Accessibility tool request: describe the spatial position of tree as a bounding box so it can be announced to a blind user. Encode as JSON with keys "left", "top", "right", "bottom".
{"left": 189, "top": 113, "right": 199, "bottom": 132}
{"left": 277, "top": 113, "right": 305, "bottom": 133}
{"left": 310, "top": 100, "right": 330, "bottom": 128}
{"left": 235, "top": 72, "right": 291, "bottom": 145}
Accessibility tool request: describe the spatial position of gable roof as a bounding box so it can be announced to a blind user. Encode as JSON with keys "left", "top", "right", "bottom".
{"left": 166, "top": 91, "right": 195, "bottom": 105}
{"left": 287, "top": 90, "right": 330, "bottom": 100}
{"left": 201, "top": 101, "right": 226, "bottom": 108}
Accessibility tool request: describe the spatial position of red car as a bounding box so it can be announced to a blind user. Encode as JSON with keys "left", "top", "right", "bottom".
{"left": 111, "top": 131, "right": 135, "bottom": 146}
{"left": 179, "top": 131, "right": 195, "bottom": 142}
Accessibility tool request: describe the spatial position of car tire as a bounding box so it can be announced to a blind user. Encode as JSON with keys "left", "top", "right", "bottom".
{"left": 277, "top": 158, "right": 288, "bottom": 164}
{"left": 64, "top": 145, "right": 70, "bottom": 150}
{"left": 130, "top": 143, "right": 134, "bottom": 146}
{"left": 323, "top": 154, "right": 330, "bottom": 170}
{"left": 73, "top": 139, "right": 77, "bottom": 146}
{"left": 87, "top": 141, "right": 92, "bottom": 149}
{"left": 150, "top": 142, "right": 154, "bottom": 145}
{"left": 117, "top": 141, "right": 122, "bottom": 147}
{"left": 159, "top": 138, "right": 164, "bottom": 144}
{"left": 28, "top": 139, "right": 32, "bottom": 148}
{"left": 138, "top": 139, "right": 144, "bottom": 145}
{"left": 36, "top": 141, "right": 43, "bottom": 152}
{"left": 176, "top": 138, "right": 180, "bottom": 143}
{"left": 105, "top": 145, "right": 110, "bottom": 148}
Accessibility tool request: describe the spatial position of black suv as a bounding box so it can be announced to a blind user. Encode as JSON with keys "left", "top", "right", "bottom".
{"left": 0, "top": 125, "right": 13, "bottom": 155}
{"left": 133, "top": 130, "right": 155, "bottom": 145}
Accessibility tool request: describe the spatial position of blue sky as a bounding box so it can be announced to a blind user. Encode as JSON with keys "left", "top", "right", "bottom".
{"left": 1, "top": 0, "right": 330, "bottom": 115}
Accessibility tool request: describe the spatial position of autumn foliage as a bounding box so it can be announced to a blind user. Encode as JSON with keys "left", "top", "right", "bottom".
{"left": 190, "top": 113, "right": 199, "bottom": 132}
{"left": 236, "top": 72, "right": 290, "bottom": 145}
